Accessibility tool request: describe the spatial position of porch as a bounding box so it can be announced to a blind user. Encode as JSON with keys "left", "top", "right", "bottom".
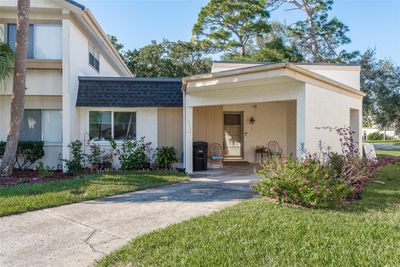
{"left": 191, "top": 101, "right": 297, "bottom": 164}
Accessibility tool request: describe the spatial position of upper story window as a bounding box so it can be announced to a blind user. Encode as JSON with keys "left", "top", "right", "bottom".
{"left": 89, "top": 43, "right": 100, "bottom": 71}
{"left": 7, "top": 23, "right": 62, "bottom": 60}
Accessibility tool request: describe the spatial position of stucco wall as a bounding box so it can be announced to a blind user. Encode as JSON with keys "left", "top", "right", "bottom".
{"left": 304, "top": 83, "right": 363, "bottom": 155}
{"left": 158, "top": 108, "right": 183, "bottom": 161}
{"left": 0, "top": 69, "right": 63, "bottom": 96}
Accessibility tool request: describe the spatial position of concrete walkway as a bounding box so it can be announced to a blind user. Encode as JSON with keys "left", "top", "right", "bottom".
{"left": 0, "top": 166, "right": 259, "bottom": 267}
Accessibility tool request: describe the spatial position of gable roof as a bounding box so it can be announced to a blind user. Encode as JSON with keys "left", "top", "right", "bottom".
{"left": 76, "top": 77, "right": 183, "bottom": 108}
{"left": 57, "top": 0, "right": 132, "bottom": 76}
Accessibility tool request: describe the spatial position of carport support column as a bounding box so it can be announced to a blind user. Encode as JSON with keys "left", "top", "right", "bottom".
{"left": 296, "top": 91, "right": 306, "bottom": 159}
{"left": 185, "top": 106, "right": 193, "bottom": 174}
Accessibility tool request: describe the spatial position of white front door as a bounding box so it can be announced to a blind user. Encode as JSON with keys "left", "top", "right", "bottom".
{"left": 223, "top": 112, "right": 243, "bottom": 158}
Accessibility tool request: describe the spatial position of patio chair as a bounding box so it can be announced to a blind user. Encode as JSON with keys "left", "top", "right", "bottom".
{"left": 208, "top": 143, "right": 224, "bottom": 169}
{"left": 268, "top": 141, "right": 283, "bottom": 159}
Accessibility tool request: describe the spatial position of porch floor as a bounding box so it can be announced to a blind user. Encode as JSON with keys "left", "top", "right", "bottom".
{"left": 190, "top": 162, "right": 261, "bottom": 186}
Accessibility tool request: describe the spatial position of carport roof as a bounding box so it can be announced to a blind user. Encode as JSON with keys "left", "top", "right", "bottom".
{"left": 183, "top": 62, "right": 365, "bottom": 97}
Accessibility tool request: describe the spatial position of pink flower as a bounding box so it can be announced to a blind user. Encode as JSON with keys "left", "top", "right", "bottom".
{"left": 283, "top": 191, "right": 287, "bottom": 195}
{"left": 303, "top": 179, "right": 309, "bottom": 183}
{"left": 316, "top": 191, "right": 321, "bottom": 195}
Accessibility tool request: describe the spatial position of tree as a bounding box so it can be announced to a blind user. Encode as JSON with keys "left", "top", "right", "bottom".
{"left": 108, "top": 34, "right": 124, "bottom": 57}
{"left": 223, "top": 22, "right": 304, "bottom": 62}
{"left": 192, "top": 0, "right": 271, "bottom": 57}
{"left": 0, "top": 43, "right": 14, "bottom": 90}
{"left": 0, "top": 0, "right": 31, "bottom": 176}
{"left": 272, "top": 0, "right": 357, "bottom": 63}
{"left": 358, "top": 49, "right": 400, "bottom": 130}
{"left": 123, "top": 40, "right": 212, "bottom": 78}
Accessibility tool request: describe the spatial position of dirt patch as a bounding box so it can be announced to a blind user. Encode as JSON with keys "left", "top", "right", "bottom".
{"left": 0, "top": 170, "right": 75, "bottom": 188}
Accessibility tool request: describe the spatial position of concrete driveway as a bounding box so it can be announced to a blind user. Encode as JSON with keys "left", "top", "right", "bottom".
{"left": 0, "top": 165, "right": 259, "bottom": 267}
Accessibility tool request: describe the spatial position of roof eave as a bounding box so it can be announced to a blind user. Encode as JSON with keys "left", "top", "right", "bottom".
{"left": 182, "top": 63, "right": 365, "bottom": 97}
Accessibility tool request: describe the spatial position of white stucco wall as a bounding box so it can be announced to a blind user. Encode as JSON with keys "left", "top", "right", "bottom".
{"left": 303, "top": 83, "right": 363, "bottom": 155}
{"left": 298, "top": 65, "right": 361, "bottom": 90}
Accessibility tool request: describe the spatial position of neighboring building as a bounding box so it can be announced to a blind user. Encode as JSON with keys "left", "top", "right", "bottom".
{"left": 363, "top": 126, "right": 398, "bottom": 140}
{"left": 0, "top": 1, "right": 364, "bottom": 173}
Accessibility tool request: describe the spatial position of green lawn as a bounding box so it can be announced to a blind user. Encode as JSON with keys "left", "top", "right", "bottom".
{"left": 97, "top": 163, "right": 400, "bottom": 267}
{"left": 0, "top": 172, "right": 187, "bottom": 217}
{"left": 365, "top": 140, "right": 400, "bottom": 145}
{"left": 376, "top": 148, "right": 400, "bottom": 157}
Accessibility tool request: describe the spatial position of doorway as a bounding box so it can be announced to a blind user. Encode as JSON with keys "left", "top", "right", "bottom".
{"left": 223, "top": 112, "right": 244, "bottom": 159}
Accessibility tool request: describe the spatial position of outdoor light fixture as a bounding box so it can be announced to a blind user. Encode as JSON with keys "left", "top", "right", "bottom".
{"left": 250, "top": 116, "right": 256, "bottom": 124}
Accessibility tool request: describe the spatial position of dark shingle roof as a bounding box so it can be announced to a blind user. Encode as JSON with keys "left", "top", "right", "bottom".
{"left": 76, "top": 77, "right": 183, "bottom": 108}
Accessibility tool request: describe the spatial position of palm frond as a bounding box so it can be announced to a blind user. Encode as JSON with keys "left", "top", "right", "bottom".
{"left": 0, "top": 42, "right": 15, "bottom": 91}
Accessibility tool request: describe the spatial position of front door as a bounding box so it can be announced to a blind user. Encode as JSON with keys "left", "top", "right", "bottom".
{"left": 223, "top": 112, "right": 243, "bottom": 158}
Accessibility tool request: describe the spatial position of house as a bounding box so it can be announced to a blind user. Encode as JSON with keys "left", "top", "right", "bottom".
{"left": 0, "top": 1, "right": 364, "bottom": 173}
{"left": 182, "top": 62, "right": 364, "bottom": 173}
{"left": 0, "top": 0, "right": 131, "bottom": 169}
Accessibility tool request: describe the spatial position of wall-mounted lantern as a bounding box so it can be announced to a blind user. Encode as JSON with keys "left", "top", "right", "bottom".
{"left": 250, "top": 116, "right": 256, "bottom": 124}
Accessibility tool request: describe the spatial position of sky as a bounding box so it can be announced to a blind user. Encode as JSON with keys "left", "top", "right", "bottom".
{"left": 79, "top": 0, "right": 400, "bottom": 64}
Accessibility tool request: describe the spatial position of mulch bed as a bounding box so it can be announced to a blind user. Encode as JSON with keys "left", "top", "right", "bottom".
{"left": 0, "top": 170, "right": 75, "bottom": 188}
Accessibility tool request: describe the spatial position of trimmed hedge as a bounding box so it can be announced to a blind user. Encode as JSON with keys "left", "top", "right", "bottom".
{"left": 0, "top": 141, "right": 44, "bottom": 169}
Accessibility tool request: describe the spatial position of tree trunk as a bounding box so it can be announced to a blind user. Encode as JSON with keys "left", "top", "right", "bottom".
{"left": 303, "top": 2, "right": 319, "bottom": 62}
{"left": 0, "top": 0, "right": 31, "bottom": 177}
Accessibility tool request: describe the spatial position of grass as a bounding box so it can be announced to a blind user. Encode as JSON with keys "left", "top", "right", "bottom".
{"left": 97, "top": 163, "right": 400, "bottom": 267}
{"left": 376, "top": 148, "right": 400, "bottom": 157}
{"left": 365, "top": 140, "right": 400, "bottom": 145}
{"left": 0, "top": 172, "right": 187, "bottom": 217}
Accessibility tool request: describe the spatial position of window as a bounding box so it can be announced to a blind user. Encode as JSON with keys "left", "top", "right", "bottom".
{"left": 89, "top": 111, "right": 137, "bottom": 141}
{"left": 20, "top": 110, "right": 42, "bottom": 141}
{"left": 89, "top": 111, "right": 112, "bottom": 140}
{"left": 0, "top": 24, "right": 5, "bottom": 43}
{"left": 114, "top": 112, "right": 136, "bottom": 140}
{"left": 42, "top": 110, "right": 63, "bottom": 142}
{"left": 7, "top": 23, "right": 62, "bottom": 60}
{"left": 19, "top": 110, "right": 62, "bottom": 142}
{"left": 89, "top": 43, "right": 100, "bottom": 71}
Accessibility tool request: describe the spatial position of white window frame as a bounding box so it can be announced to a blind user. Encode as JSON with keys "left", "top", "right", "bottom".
{"left": 88, "top": 110, "right": 137, "bottom": 144}
{"left": 6, "top": 23, "right": 62, "bottom": 60}
{"left": 88, "top": 42, "right": 100, "bottom": 72}
{"left": 21, "top": 109, "right": 63, "bottom": 144}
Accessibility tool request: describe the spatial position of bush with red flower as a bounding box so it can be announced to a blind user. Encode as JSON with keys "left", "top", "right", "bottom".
{"left": 254, "top": 127, "right": 400, "bottom": 208}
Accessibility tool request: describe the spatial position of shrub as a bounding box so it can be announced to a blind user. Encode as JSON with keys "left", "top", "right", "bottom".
{"left": 117, "top": 137, "right": 151, "bottom": 171}
{"left": 0, "top": 141, "right": 44, "bottom": 170}
{"left": 36, "top": 161, "right": 54, "bottom": 178}
{"left": 367, "top": 132, "right": 384, "bottom": 140}
{"left": 87, "top": 143, "right": 102, "bottom": 168}
{"left": 63, "top": 140, "right": 85, "bottom": 175}
{"left": 156, "top": 146, "right": 178, "bottom": 169}
{"left": 254, "top": 157, "right": 353, "bottom": 208}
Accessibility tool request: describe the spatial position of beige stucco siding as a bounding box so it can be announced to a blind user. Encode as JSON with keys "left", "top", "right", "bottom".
{"left": 224, "top": 102, "right": 295, "bottom": 162}
{"left": 0, "top": 69, "right": 62, "bottom": 96}
{"left": 192, "top": 102, "right": 296, "bottom": 163}
{"left": 158, "top": 108, "right": 183, "bottom": 160}
{"left": 193, "top": 106, "right": 224, "bottom": 146}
